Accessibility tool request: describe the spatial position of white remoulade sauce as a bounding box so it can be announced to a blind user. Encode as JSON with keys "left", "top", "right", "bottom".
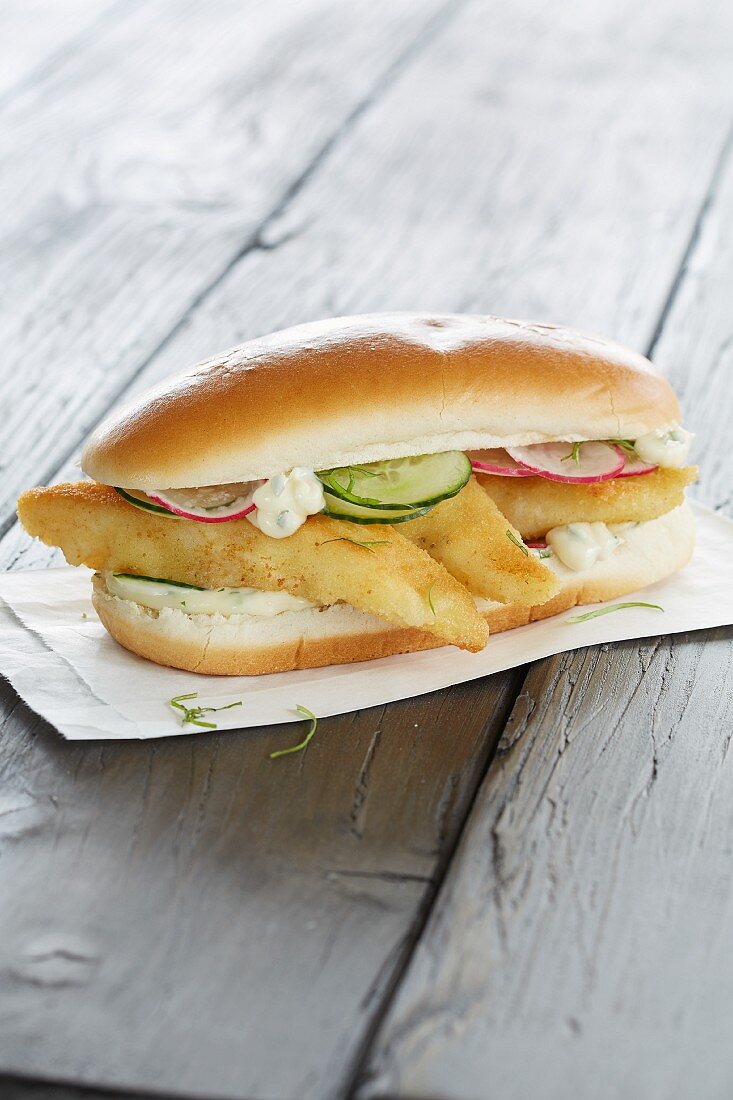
{"left": 634, "top": 425, "right": 693, "bottom": 468}
{"left": 546, "top": 522, "right": 622, "bottom": 572}
{"left": 247, "top": 467, "right": 325, "bottom": 538}
{"left": 106, "top": 574, "right": 316, "bottom": 617}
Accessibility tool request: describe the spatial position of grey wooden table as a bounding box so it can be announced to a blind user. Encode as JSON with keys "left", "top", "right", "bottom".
{"left": 1, "top": 2, "right": 732, "bottom": 1098}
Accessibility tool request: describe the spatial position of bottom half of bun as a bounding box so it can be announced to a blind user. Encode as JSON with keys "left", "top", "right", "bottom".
{"left": 92, "top": 503, "right": 695, "bottom": 676}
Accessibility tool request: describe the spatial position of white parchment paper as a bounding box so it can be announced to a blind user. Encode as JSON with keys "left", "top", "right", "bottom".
{"left": 1, "top": 502, "right": 732, "bottom": 741}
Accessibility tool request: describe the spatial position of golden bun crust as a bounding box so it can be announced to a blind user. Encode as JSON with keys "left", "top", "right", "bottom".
{"left": 91, "top": 504, "right": 693, "bottom": 675}
{"left": 81, "top": 313, "right": 680, "bottom": 489}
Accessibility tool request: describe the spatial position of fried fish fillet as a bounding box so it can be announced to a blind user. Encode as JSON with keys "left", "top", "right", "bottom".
{"left": 476, "top": 466, "right": 697, "bottom": 541}
{"left": 18, "top": 482, "right": 489, "bottom": 652}
{"left": 401, "top": 476, "right": 559, "bottom": 606}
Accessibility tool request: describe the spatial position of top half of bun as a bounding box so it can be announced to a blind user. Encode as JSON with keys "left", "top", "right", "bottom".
{"left": 81, "top": 313, "right": 680, "bottom": 489}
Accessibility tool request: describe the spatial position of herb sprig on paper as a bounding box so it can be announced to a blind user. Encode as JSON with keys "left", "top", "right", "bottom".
{"left": 565, "top": 602, "right": 664, "bottom": 624}
{"left": 168, "top": 692, "right": 243, "bottom": 730}
{"left": 270, "top": 706, "right": 319, "bottom": 759}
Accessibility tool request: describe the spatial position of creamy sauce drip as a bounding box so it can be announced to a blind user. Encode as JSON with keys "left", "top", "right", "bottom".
{"left": 546, "top": 522, "right": 622, "bottom": 571}
{"left": 247, "top": 468, "right": 325, "bottom": 538}
{"left": 634, "top": 425, "right": 693, "bottom": 468}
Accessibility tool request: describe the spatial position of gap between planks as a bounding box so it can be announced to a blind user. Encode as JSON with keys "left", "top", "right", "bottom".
{"left": 645, "top": 121, "right": 733, "bottom": 361}
{"left": 0, "top": 1071, "right": 174, "bottom": 1100}
{"left": 338, "top": 668, "right": 526, "bottom": 1100}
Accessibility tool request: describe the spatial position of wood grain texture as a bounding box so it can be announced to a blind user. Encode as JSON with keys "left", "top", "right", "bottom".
{"left": 0, "top": 0, "right": 454, "bottom": 531}
{"left": 357, "top": 53, "right": 733, "bottom": 1100}
{"left": 652, "top": 133, "right": 733, "bottom": 516}
{"left": 0, "top": 0, "right": 123, "bottom": 102}
{"left": 360, "top": 629, "right": 733, "bottom": 1100}
{"left": 0, "top": 673, "right": 520, "bottom": 1099}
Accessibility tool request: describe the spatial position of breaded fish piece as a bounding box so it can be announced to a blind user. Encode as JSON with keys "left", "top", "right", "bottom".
{"left": 476, "top": 466, "right": 697, "bottom": 541}
{"left": 401, "top": 476, "right": 559, "bottom": 606}
{"left": 18, "top": 482, "right": 489, "bottom": 652}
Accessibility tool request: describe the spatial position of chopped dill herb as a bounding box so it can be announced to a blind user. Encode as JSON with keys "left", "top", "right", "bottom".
{"left": 326, "top": 464, "right": 377, "bottom": 479}
{"left": 561, "top": 442, "right": 584, "bottom": 467}
{"left": 168, "top": 692, "right": 242, "bottom": 730}
{"left": 608, "top": 438, "right": 637, "bottom": 457}
{"left": 321, "top": 537, "right": 390, "bottom": 553}
{"left": 427, "top": 582, "right": 437, "bottom": 616}
{"left": 114, "top": 573, "right": 205, "bottom": 590}
{"left": 538, "top": 548, "right": 553, "bottom": 559}
{"left": 269, "top": 706, "right": 318, "bottom": 759}
{"left": 566, "top": 601, "right": 664, "bottom": 624}
{"left": 332, "top": 465, "right": 379, "bottom": 494}
{"left": 506, "top": 529, "right": 529, "bottom": 556}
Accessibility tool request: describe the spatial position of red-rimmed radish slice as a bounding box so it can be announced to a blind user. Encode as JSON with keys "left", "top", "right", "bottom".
{"left": 468, "top": 448, "right": 535, "bottom": 477}
{"left": 526, "top": 541, "right": 547, "bottom": 549}
{"left": 615, "top": 455, "right": 657, "bottom": 478}
{"left": 148, "top": 483, "right": 258, "bottom": 522}
{"left": 506, "top": 442, "right": 625, "bottom": 483}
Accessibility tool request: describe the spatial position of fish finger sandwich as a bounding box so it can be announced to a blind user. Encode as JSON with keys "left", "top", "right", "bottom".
{"left": 17, "top": 314, "right": 696, "bottom": 675}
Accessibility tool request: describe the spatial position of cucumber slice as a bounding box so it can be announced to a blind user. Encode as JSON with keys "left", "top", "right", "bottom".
{"left": 318, "top": 451, "right": 471, "bottom": 510}
{"left": 114, "top": 487, "right": 180, "bottom": 517}
{"left": 322, "top": 492, "right": 432, "bottom": 524}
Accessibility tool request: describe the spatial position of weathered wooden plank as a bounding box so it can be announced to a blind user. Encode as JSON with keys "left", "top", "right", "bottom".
{"left": 0, "top": 0, "right": 122, "bottom": 102}
{"left": 1, "top": 0, "right": 452, "bottom": 221}
{"left": 0, "top": 671, "right": 521, "bottom": 1099}
{"left": 360, "top": 628, "right": 733, "bottom": 1100}
{"left": 650, "top": 133, "right": 733, "bottom": 513}
{"left": 0, "top": 0, "right": 453, "bottom": 530}
{"left": 356, "top": 106, "right": 733, "bottom": 1100}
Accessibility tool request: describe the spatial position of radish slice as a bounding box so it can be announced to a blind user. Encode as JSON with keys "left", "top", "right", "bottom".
{"left": 468, "top": 448, "right": 535, "bottom": 477}
{"left": 526, "top": 541, "right": 547, "bottom": 549}
{"left": 148, "top": 482, "right": 259, "bottom": 522}
{"left": 616, "top": 455, "right": 657, "bottom": 478}
{"left": 506, "top": 442, "right": 625, "bottom": 483}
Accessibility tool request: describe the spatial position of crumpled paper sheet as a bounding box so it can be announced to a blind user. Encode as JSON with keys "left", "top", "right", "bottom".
{"left": 1, "top": 502, "right": 732, "bottom": 741}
